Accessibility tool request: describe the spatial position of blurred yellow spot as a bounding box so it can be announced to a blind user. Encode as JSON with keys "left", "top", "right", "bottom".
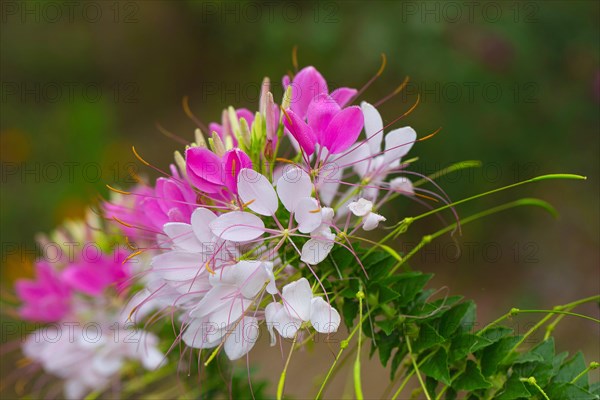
{"left": 54, "top": 197, "right": 87, "bottom": 223}
{"left": 0, "top": 129, "right": 31, "bottom": 163}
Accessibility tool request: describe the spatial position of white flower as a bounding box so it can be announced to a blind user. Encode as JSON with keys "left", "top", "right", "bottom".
{"left": 182, "top": 260, "right": 275, "bottom": 360}
{"left": 348, "top": 197, "right": 386, "bottom": 231}
{"left": 23, "top": 324, "right": 164, "bottom": 399}
{"left": 350, "top": 101, "right": 417, "bottom": 201}
{"left": 363, "top": 212, "right": 386, "bottom": 231}
{"left": 237, "top": 167, "right": 337, "bottom": 265}
{"left": 348, "top": 198, "right": 373, "bottom": 216}
{"left": 265, "top": 278, "right": 340, "bottom": 342}
{"left": 389, "top": 176, "right": 414, "bottom": 195}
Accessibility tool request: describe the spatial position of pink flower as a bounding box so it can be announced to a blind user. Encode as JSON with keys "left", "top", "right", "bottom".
{"left": 283, "top": 66, "right": 356, "bottom": 119}
{"left": 283, "top": 93, "right": 364, "bottom": 155}
{"left": 186, "top": 147, "right": 252, "bottom": 195}
{"left": 103, "top": 184, "right": 154, "bottom": 238}
{"left": 15, "top": 262, "right": 71, "bottom": 322}
{"left": 62, "top": 250, "right": 131, "bottom": 297}
{"left": 141, "top": 165, "right": 197, "bottom": 229}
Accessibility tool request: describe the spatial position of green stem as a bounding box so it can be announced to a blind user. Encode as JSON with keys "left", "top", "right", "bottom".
{"left": 354, "top": 291, "right": 365, "bottom": 400}
{"left": 390, "top": 352, "right": 436, "bottom": 400}
{"left": 389, "top": 198, "right": 557, "bottom": 274}
{"left": 570, "top": 362, "right": 599, "bottom": 385}
{"left": 520, "top": 377, "right": 550, "bottom": 400}
{"left": 315, "top": 308, "right": 374, "bottom": 399}
{"left": 383, "top": 174, "right": 584, "bottom": 245}
{"left": 277, "top": 334, "right": 298, "bottom": 400}
{"left": 405, "top": 335, "right": 432, "bottom": 400}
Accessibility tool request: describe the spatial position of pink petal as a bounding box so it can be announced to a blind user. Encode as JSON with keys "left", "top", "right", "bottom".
{"left": 222, "top": 149, "right": 252, "bottom": 194}
{"left": 282, "top": 108, "right": 317, "bottom": 156}
{"left": 321, "top": 106, "right": 364, "bottom": 154}
{"left": 288, "top": 66, "right": 328, "bottom": 118}
{"left": 330, "top": 87, "right": 357, "bottom": 107}
{"left": 185, "top": 147, "right": 224, "bottom": 193}
{"left": 307, "top": 94, "right": 341, "bottom": 135}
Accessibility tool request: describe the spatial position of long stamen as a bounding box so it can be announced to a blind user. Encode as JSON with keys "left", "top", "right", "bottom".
{"left": 182, "top": 96, "right": 208, "bottom": 132}
{"left": 350, "top": 53, "right": 387, "bottom": 103}
{"left": 373, "top": 76, "right": 410, "bottom": 107}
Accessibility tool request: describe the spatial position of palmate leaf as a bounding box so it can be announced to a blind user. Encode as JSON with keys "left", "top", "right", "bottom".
{"left": 452, "top": 360, "right": 492, "bottom": 391}
{"left": 324, "top": 247, "right": 598, "bottom": 398}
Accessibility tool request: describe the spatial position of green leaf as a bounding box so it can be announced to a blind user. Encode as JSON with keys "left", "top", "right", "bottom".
{"left": 342, "top": 299, "right": 358, "bottom": 329}
{"left": 437, "top": 301, "right": 476, "bottom": 338}
{"left": 449, "top": 334, "right": 492, "bottom": 363}
{"left": 420, "top": 348, "right": 451, "bottom": 385}
{"left": 477, "top": 326, "right": 513, "bottom": 348}
{"left": 480, "top": 336, "right": 522, "bottom": 376}
{"left": 383, "top": 273, "right": 432, "bottom": 307}
{"left": 555, "top": 352, "right": 588, "bottom": 386}
{"left": 445, "top": 387, "right": 458, "bottom": 400}
{"left": 426, "top": 376, "right": 439, "bottom": 397}
{"left": 545, "top": 382, "right": 598, "bottom": 400}
{"left": 512, "top": 361, "right": 554, "bottom": 387}
{"left": 413, "top": 323, "right": 445, "bottom": 353}
{"left": 452, "top": 360, "right": 491, "bottom": 391}
{"left": 376, "top": 334, "right": 397, "bottom": 366}
{"left": 378, "top": 285, "right": 402, "bottom": 303}
{"left": 390, "top": 346, "right": 408, "bottom": 380}
{"left": 495, "top": 373, "right": 531, "bottom": 400}
{"left": 375, "top": 319, "right": 396, "bottom": 336}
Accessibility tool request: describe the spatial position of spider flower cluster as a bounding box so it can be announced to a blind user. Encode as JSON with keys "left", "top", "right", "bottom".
{"left": 12, "top": 65, "right": 422, "bottom": 398}
{"left": 103, "top": 65, "right": 420, "bottom": 361}
{"left": 13, "top": 214, "right": 164, "bottom": 399}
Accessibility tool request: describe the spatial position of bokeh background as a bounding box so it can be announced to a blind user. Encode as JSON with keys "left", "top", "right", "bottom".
{"left": 1, "top": 0, "right": 599, "bottom": 398}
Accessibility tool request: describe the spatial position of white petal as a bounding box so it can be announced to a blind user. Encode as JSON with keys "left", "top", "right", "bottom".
{"left": 272, "top": 305, "right": 302, "bottom": 338}
{"left": 294, "top": 197, "right": 323, "bottom": 233}
{"left": 163, "top": 222, "right": 203, "bottom": 252}
{"left": 348, "top": 198, "right": 373, "bottom": 217}
{"left": 276, "top": 167, "right": 313, "bottom": 212}
{"left": 191, "top": 207, "right": 217, "bottom": 243}
{"left": 265, "top": 302, "right": 282, "bottom": 345}
{"left": 209, "top": 211, "right": 265, "bottom": 242}
{"left": 65, "top": 379, "right": 89, "bottom": 400}
{"left": 389, "top": 177, "right": 414, "bottom": 195}
{"left": 208, "top": 297, "right": 251, "bottom": 327}
{"left": 210, "top": 260, "right": 268, "bottom": 298}
{"left": 92, "top": 349, "right": 123, "bottom": 376}
{"left": 320, "top": 207, "right": 335, "bottom": 224}
{"left": 262, "top": 261, "right": 278, "bottom": 295}
{"left": 349, "top": 144, "right": 372, "bottom": 177}
{"left": 383, "top": 127, "right": 416, "bottom": 164}
{"left": 182, "top": 318, "right": 225, "bottom": 349}
{"left": 138, "top": 344, "right": 165, "bottom": 369}
{"left": 190, "top": 285, "right": 237, "bottom": 319}
{"left": 316, "top": 162, "right": 341, "bottom": 206}
{"left": 281, "top": 278, "right": 312, "bottom": 322}
{"left": 151, "top": 251, "right": 204, "bottom": 281}
{"left": 237, "top": 168, "right": 278, "bottom": 216}
{"left": 363, "top": 212, "right": 386, "bottom": 231}
{"left": 301, "top": 238, "right": 334, "bottom": 265}
{"left": 310, "top": 297, "right": 341, "bottom": 333}
{"left": 361, "top": 101, "right": 384, "bottom": 155}
{"left": 224, "top": 316, "right": 260, "bottom": 360}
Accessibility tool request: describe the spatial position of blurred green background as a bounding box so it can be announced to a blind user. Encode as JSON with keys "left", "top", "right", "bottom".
{"left": 1, "top": 0, "right": 598, "bottom": 397}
